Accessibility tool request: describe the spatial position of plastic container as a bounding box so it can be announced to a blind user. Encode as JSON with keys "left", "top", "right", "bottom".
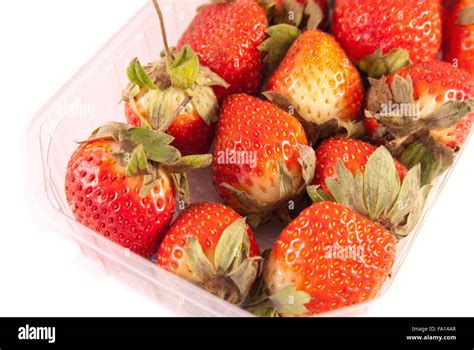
{"left": 28, "top": 0, "right": 472, "bottom": 317}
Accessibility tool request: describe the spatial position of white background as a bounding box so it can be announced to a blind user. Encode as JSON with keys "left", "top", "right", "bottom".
{"left": 0, "top": 0, "right": 473, "bottom": 317}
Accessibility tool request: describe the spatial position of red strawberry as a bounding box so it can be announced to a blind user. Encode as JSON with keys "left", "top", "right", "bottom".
{"left": 157, "top": 203, "right": 260, "bottom": 304}
{"left": 266, "top": 30, "right": 364, "bottom": 126}
{"left": 263, "top": 202, "right": 396, "bottom": 316}
{"left": 259, "top": 147, "right": 431, "bottom": 316}
{"left": 65, "top": 123, "right": 212, "bottom": 259}
{"left": 178, "top": 0, "right": 268, "bottom": 101}
{"left": 444, "top": 0, "right": 474, "bottom": 76}
{"left": 122, "top": 1, "right": 228, "bottom": 156}
{"left": 212, "top": 94, "right": 315, "bottom": 222}
{"left": 333, "top": 0, "right": 443, "bottom": 77}
{"left": 365, "top": 60, "right": 474, "bottom": 150}
{"left": 313, "top": 138, "right": 407, "bottom": 194}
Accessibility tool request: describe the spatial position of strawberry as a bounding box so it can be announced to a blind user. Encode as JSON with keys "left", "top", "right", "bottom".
{"left": 364, "top": 61, "right": 474, "bottom": 156}
{"left": 157, "top": 203, "right": 261, "bottom": 304}
{"left": 65, "top": 122, "right": 212, "bottom": 259}
{"left": 265, "top": 30, "right": 364, "bottom": 127}
{"left": 255, "top": 148, "right": 430, "bottom": 316}
{"left": 122, "top": 1, "right": 229, "bottom": 156}
{"left": 177, "top": 0, "right": 268, "bottom": 101}
{"left": 444, "top": 0, "right": 474, "bottom": 76}
{"left": 313, "top": 138, "right": 407, "bottom": 194}
{"left": 262, "top": 201, "right": 397, "bottom": 316}
{"left": 212, "top": 94, "right": 315, "bottom": 224}
{"left": 333, "top": 0, "right": 443, "bottom": 78}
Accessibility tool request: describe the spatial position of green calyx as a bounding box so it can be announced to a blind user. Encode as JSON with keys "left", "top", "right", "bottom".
{"left": 359, "top": 48, "right": 412, "bottom": 79}
{"left": 317, "top": 147, "right": 432, "bottom": 239}
{"left": 258, "top": 0, "right": 325, "bottom": 64}
{"left": 126, "top": 58, "right": 158, "bottom": 90}
{"left": 306, "top": 185, "right": 333, "bottom": 203}
{"left": 185, "top": 218, "right": 261, "bottom": 305}
{"left": 268, "top": 285, "right": 311, "bottom": 316}
{"left": 168, "top": 45, "right": 199, "bottom": 90}
{"left": 83, "top": 122, "right": 212, "bottom": 200}
{"left": 457, "top": 6, "right": 474, "bottom": 26}
{"left": 258, "top": 24, "right": 301, "bottom": 65}
{"left": 400, "top": 135, "right": 454, "bottom": 186}
{"left": 263, "top": 0, "right": 325, "bottom": 29}
{"left": 123, "top": 46, "right": 229, "bottom": 130}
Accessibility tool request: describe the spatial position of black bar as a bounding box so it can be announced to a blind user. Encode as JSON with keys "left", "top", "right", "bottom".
{"left": 0, "top": 317, "right": 472, "bottom": 347}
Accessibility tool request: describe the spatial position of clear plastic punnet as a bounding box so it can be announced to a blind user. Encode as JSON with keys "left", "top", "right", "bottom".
{"left": 28, "top": 0, "right": 472, "bottom": 317}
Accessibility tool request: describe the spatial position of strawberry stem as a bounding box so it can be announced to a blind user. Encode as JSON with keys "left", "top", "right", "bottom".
{"left": 152, "top": 0, "right": 173, "bottom": 67}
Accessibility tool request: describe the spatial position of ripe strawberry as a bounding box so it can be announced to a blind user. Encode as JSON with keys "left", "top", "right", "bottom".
{"left": 212, "top": 94, "right": 315, "bottom": 223}
{"left": 257, "top": 147, "right": 430, "bottom": 316}
{"left": 365, "top": 60, "right": 474, "bottom": 150}
{"left": 178, "top": 0, "right": 268, "bottom": 101}
{"left": 444, "top": 0, "right": 474, "bottom": 76}
{"left": 263, "top": 201, "right": 397, "bottom": 316}
{"left": 122, "top": 1, "right": 228, "bottom": 156}
{"left": 333, "top": 0, "right": 443, "bottom": 77}
{"left": 157, "top": 203, "right": 260, "bottom": 304}
{"left": 266, "top": 30, "right": 364, "bottom": 126}
{"left": 313, "top": 138, "right": 407, "bottom": 194}
{"left": 65, "top": 122, "right": 212, "bottom": 259}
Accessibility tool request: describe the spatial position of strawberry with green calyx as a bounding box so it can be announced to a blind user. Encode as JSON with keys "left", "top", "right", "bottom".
{"left": 311, "top": 138, "right": 408, "bottom": 195}
{"left": 333, "top": 0, "right": 442, "bottom": 77}
{"left": 308, "top": 147, "right": 432, "bottom": 240}
{"left": 257, "top": 201, "right": 397, "bottom": 316}
{"left": 177, "top": 0, "right": 267, "bottom": 101}
{"left": 123, "top": 0, "right": 229, "bottom": 156}
{"left": 65, "top": 122, "right": 212, "bottom": 259}
{"left": 364, "top": 61, "right": 474, "bottom": 183}
{"left": 444, "top": 0, "right": 474, "bottom": 76}
{"left": 265, "top": 30, "right": 364, "bottom": 129}
{"left": 157, "top": 203, "right": 261, "bottom": 305}
{"left": 212, "top": 94, "right": 315, "bottom": 227}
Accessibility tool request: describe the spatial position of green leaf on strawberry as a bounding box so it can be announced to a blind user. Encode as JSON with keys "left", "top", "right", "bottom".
{"left": 258, "top": 24, "right": 301, "bottom": 64}
{"left": 359, "top": 48, "right": 412, "bottom": 79}
{"left": 125, "top": 144, "right": 150, "bottom": 177}
{"left": 127, "top": 58, "right": 158, "bottom": 90}
{"left": 169, "top": 45, "right": 200, "bottom": 90}
{"left": 322, "top": 146, "right": 432, "bottom": 239}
